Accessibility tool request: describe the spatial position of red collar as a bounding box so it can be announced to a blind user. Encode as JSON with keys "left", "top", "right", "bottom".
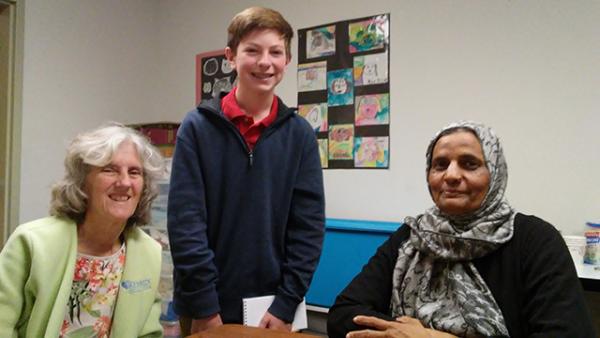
{"left": 222, "top": 87, "right": 278, "bottom": 127}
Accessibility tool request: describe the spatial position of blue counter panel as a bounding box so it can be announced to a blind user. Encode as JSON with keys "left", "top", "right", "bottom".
{"left": 305, "top": 219, "right": 402, "bottom": 308}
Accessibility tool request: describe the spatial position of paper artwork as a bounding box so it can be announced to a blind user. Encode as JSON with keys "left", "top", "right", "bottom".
{"left": 298, "top": 103, "right": 328, "bottom": 132}
{"left": 328, "top": 124, "right": 354, "bottom": 160}
{"left": 221, "top": 59, "right": 234, "bottom": 74}
{"left": 318, "top": 139, "right": 328, "bottom": 168}
{"left": 196, "top": 50, "right": 238, "bottom": 103}
{"left": 354, "top": 137, "right": 389, "bottom": 168}
{"left": 355, "top": 94, "right": 389, "bottom": 126}
{"left": 354, "top": 52, "right": 388, "bottom": 85}
{"left": 349, "top": 15, "right": 389, "bottom": 53}
{"left": 212, "top": 76, "right": 233, "bottom": 97}
{"left": 307, "top": 25, "right": 336, "bottom": 59}
{"left": 298, "top": 61, "right": 327, "bottom": 92}
{"left": 203, "top": 57, "right": 219, "bottom": 76}
{"left": 327, "top": 69, "right": 354, "bottom": 107}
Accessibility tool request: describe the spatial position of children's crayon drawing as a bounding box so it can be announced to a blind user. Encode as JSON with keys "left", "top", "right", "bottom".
{"left": 298, "top": 103, "right": 328, "bottom": 132}
{"left": 354, "top": 51, "right": 388, "bottom": 85}
{"left": 348, "top": 15, "right": 389, "bottom": 53}
{"left": 354, "top": 137, "right": 389, "bottom": 168}
{"left": 298, "top": 61, "right": 327, "bottom": 92}
{"left": 318, "top": 139, "right": 328, "bottom": 168}
{"left": 327, "top": 69, "right": 354, "bottom": 106}
{"left": 328, "top": 124, "right": 354, "bottom": 160}
{"left": 307, "top": 25, "right": 336, "bottom": 59}
{"left": 355, "top": 94, "right": 389, "bottom": 126}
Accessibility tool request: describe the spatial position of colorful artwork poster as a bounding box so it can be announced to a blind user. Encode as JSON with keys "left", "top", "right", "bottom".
{"left": 298, "top": 103, "right": 328, "bottom": 132}
{"left": 195, "top": 49, "right": 237, "bottom": 104}
{"left": 354, "top": 136, "right": 389, "bottom": 168}
{"left": 355, "top": 93, "right": 390, "bottom": 126}
{"left": 328, "top": 124, "right": 354, "bottom": 160}
{"left": 297, "top": 13, "right": 390, "bottom": 169}
{"left": 307, "top": 25, "right": 336, "bottom": 59}
{"left": 298, "top": 61, "right": 327, "bottom": 92}
{"left": 318, "top": 139, "right": 328, "bottom": 168}
{"left": 354, "top": 51, "right": 388, "bottom": 86}
{"left": 327, "top": 69, "right": 354, "bottom": 107}
{"left": 349, "top": 15, "right": 389, "bottom": 53}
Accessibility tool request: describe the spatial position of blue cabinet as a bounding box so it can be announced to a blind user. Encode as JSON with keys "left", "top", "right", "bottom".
{"left": 306, "top": 219, "right": 401, "bottom": 308}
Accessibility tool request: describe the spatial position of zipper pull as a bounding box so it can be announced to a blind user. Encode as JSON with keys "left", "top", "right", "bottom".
{"left": 248, "top": 151, "right": 254, "bottom": 167}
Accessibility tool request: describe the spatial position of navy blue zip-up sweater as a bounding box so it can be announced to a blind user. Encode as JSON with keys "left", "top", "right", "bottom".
{"left": 167, "top": 93, "right": 325, "bottom": 323}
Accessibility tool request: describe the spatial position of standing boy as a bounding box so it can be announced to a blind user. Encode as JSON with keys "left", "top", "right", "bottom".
{"left": 167, "top": 7, "right": 325, "bottom": 334}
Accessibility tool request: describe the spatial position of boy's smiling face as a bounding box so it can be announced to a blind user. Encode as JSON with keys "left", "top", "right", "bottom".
{"left": 226, "top": 28, "right": 290, "bottom": 96}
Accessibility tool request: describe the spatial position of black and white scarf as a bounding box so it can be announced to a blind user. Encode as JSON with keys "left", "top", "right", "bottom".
{"left": 390, "top": 121, "right": 515, "bottom": 337}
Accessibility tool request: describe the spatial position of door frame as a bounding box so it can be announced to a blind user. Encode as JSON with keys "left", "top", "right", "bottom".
{"left": 0, "top": 0, "right": 23, "bottom": 246}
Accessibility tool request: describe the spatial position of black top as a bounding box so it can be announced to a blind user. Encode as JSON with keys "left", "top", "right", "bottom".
{"left": 327, "top": 213, "right": 596, "bottom": 338}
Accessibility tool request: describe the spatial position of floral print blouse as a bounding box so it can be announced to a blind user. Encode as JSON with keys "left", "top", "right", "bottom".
{"left": 60, "top": 244, "right": 126, "bottom": 338}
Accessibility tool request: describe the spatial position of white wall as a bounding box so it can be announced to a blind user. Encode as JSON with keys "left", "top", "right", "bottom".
{"left": 19, "top": 0, "right": 600, "bottom": 235}
{"left": 153, "top": 0, "right": 600, "bottom": 235}
{"left": 20, "top": 0, "right": 159, "bottom": 222}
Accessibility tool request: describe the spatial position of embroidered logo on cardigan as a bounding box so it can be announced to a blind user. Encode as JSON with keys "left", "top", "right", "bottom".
{"left": 121, "top": 278, "right": 151, "bottom": 293}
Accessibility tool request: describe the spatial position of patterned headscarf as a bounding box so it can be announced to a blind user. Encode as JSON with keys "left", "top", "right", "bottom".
{"left": 390, "top": 121, "right": 515, "bottom": 337}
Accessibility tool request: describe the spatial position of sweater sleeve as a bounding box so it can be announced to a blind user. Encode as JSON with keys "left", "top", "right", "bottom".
{"left": 167, "top": 117, "right": 220, "bottom": 319}
{"left": 0, "top": 228, "right": 30, "bottom": 337}
{"left": 137, "top": 289, "right": 163, "bottom": 338}
{"left": 268, "top": 126, "right": 326, "bottom": 323}
{"left": 519, "top": 215, "right": 596, "bottom": 337}
{"left": 327, "top": 227, "right": 408, "bottom": 338}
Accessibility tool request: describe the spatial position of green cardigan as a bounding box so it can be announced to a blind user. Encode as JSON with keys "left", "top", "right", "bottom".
{"left": 0, "top": 217, "right": 163, "bottom": 337}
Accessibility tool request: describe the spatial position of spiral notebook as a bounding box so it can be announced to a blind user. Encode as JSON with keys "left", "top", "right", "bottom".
{"left": 242, "top": 295, "right": 307, "bottom": 331}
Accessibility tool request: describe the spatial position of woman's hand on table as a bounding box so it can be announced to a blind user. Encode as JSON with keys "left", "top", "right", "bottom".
{"left": 347, "top": 315, "right": 457, "bottom": 338}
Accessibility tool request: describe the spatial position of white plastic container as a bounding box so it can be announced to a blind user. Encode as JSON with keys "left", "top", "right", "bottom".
{"left": 563, "top": 235, "right": 586, "bottom": 265}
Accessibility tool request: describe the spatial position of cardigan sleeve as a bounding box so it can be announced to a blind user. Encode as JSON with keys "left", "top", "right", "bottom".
{"left": 137, "top": 289, "right": 163, "bottom": 338}
{"left": 0, "top": 227, "right": 30, "bottom": 337}
{"left": 268, "top": 121, "right": 326, "bottom": 323}
{"left": 518, "top": 214, "right": 596, "bottom": 337}
{"left": 167, "top": 115, "right": 220, "bottom": 319}
{"left": 327, "top": 226, "right": 409, "bottom": 338}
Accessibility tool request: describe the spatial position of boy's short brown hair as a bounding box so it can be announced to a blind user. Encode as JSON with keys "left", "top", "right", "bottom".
{"left": 227, "top": 7, "right": 293, "bottom": 59}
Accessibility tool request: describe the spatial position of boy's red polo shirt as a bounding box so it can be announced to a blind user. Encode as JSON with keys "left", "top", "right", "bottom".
{"left": 221, "top": 88, "right": 278, "bottom": 150}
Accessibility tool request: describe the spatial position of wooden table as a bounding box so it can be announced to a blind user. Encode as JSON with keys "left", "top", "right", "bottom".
{"left": 187, "top": 324, "right": 318, "bottom": 338}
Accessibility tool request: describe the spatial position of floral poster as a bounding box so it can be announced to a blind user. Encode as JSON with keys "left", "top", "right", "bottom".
{"left": 297, "top": 14, "right": 390, "bottom": 169}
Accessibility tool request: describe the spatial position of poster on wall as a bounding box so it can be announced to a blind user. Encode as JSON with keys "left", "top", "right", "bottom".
{"left": 195, "top": 49, "right": 237, "bottom": 105}
{"left": 297, "top": 13, "right": 390, "bottom": 169}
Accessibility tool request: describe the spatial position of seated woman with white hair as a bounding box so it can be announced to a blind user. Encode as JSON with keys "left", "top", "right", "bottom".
{"left": 327, "top": 121, "right": 595, "bottom": 338}
{"left": 0, "top": 123, "right": 166, "bottom": 337}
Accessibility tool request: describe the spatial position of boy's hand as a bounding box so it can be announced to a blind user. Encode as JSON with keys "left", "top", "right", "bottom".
{"left": 190, "top": 313, "right": 223, "bottom": 333}
{"left": 259, "top": 311, "right": 292, "bottom": 331}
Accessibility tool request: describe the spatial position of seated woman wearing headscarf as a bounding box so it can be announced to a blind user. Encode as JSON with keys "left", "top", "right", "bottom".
{"left": 327, "top": 121, "right": 595, "bottom": 338}
{"left": 0, "top": 123, "right": 166, "bottom": 337}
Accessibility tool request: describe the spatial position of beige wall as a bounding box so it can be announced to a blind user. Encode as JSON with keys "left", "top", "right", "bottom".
{"left": 19, "top": 0, "right": 159, "bottom": 224}
{"left": 18, "top": 0, "right": 600, "bottom": 236}
{"left": 153, "top": 0, "right": 600, "bottom": 235}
